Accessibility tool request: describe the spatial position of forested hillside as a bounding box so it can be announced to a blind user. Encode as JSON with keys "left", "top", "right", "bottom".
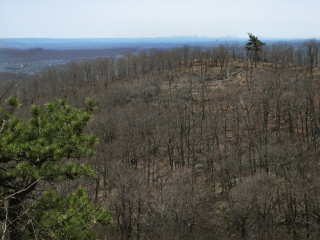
{"left": 1, "top": 38, "right": 320, "bottom": 239}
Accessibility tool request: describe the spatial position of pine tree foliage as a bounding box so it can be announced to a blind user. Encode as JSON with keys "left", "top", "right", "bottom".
{"left": 245, "top": 33, "right": 266, "bottom": 67}
{"left": 245, "top": 33, "right": 265, "bottom": 52}
{"left": 33, "top": 187, "right": 111, "bottom": 239}
{"left": 0, "top": 97, "right": 111, "bottom": 239}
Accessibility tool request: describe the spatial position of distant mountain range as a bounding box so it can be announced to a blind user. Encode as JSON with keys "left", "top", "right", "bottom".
{"left": 0, "top": 36, "right": 314, "bottom": 50}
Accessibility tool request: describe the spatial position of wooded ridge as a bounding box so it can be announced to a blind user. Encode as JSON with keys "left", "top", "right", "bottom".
{"left": 1, "top": 38, "right": 320, "bottom": 239}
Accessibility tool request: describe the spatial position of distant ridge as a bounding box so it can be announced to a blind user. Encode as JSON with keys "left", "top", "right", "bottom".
{"left": 1, "top": 36, "right": 246, "bottom": 50}
{"left": 0, "top": 36, "right": 316, "bottom": 50}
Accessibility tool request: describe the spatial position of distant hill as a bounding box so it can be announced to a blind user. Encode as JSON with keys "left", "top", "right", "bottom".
{"left": 0, "top": 37, "right": 247, "bottom": 50}
{"left": 1, "top": 36, "right": 313, "bottom": 51}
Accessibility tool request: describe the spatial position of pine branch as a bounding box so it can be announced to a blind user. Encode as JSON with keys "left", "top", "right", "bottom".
{"left": 0, "top": 177, "right": 42, "bottom": 203}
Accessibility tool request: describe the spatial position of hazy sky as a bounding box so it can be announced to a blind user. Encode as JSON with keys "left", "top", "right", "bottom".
{"left": 1, "top": 0, "right": 319, "bottom": 39}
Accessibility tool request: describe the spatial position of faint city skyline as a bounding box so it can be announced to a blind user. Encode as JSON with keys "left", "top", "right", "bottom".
{"left": 1, "top": 0, "right": 319, "bottom": 39}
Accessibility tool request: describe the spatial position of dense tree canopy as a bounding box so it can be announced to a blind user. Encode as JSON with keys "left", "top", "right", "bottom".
{"left": 0, "top": 97, "right": 111, "bottom": 239}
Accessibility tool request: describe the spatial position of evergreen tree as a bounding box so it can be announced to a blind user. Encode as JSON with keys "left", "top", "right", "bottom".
{"left": 0, "top": 97, "right": 111, "bottom": 239}
{"left": 245, "top": 33, "right": 266, "bottom": 67}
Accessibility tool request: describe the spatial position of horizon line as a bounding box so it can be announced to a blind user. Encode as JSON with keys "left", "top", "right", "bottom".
{"left": 1, "top": 36, "right": 319, "bottom": 40}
